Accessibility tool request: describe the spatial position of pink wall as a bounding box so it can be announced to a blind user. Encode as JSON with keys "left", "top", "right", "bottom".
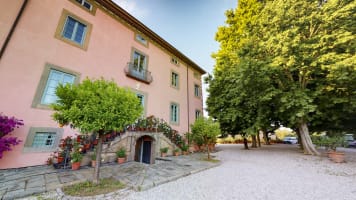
{"left": 0, "top": 0, "right": 203, "bottom": 169}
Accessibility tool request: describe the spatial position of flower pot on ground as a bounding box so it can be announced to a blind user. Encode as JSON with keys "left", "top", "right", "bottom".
{"left": 72, "top": 162, "right": 81, "bottom": 170}
{"left": 70, "top": 142, "right": 83, "bottom": 170}
{"left": 181, "top": 144, "right": 189, "bottom": 155}
{"left": 91, "top": 151, "right": 96, "bottom": 167}
{"left": 116, "top": 147, "right": 126, "bottom": 164}
{"left": 330, "top": 152, "right": 345, "bottom": 163}
{"left": 160, "top": 147, "right": 169, "bottom": 157}
{"left": 174, "top": 149, "right": 180, "bottom": 156}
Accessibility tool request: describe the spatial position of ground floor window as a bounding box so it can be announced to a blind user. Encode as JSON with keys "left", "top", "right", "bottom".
{"left": 23, "top": 127, "right": 63, "bottom": 152}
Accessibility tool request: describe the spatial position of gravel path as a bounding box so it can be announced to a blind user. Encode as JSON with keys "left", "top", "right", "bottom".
{"left": 123, "top": 144, "right": 356, "bottom": 200}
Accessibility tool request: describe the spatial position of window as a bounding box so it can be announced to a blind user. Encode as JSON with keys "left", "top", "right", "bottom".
{"left": 194, "top": 84, "right": 200, "bottom": 97}
{"left": 126, "top": 49, "right": 152, "bottom": 83}
{"left": 32, "top": 132, "right": 56, "bottom": 148}
{"left": 23, "top": 127, "right": 64, "bottom": 152}
{"left": 41, "top": 69, "right": 75, "bottom": 105}
{"left": 195, "top": 110, "right": 201, "bottom": 119}
{"left": 55, "top": 9, "right": 92, "bottom": 50}
{"left": 32, "top": 63, "right": 80, "bottom": 109}
{"left": 69, "top": 0, "right": 97, "bottom": 14}
{"left": 133, "top": 51, "right": 147, "bottom": 73}
{"left": 63, "top": 16, "right": 87, "bottom": 45}
{"left": 135, "top": 33, "right": 148, "bottom": 46}
{"left": 171, "top": 72, "right": 179, "bottom": 88}
{"left": 170, "top": 103, "right": 179, "bottom": 124}
{"left": 75, "top": 0, "right": 93, "bottom": 10}
{"left": 136, "top": 93, "right": 146, "bottom": 116}
{"left": 171, "top": 57, "right": 179, "bottom": 65}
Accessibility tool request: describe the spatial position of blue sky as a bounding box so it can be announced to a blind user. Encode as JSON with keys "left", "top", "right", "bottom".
{"left": 112, "top": 0, "right": 236, "bottom": 73}
{"left": 112, "top": 0, "right": 237, "bottom": 112}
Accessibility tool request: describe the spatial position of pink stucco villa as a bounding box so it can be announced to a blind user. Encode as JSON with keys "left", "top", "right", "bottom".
{"left": 0, "top": 0, "right": 205, "bottom": 169}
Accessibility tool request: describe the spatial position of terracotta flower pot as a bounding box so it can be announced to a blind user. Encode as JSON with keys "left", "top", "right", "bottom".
{"left": 161, "top": 152, "right": 167, "bottom": 157}
{"left": 91, "top": 160, "right": 96, "bottom": 167}
{"left": 71, "top": 162, "right": 81, "bottom": 170}
{"left": 183, "top": 151, "right": 189, "bottom": 155}
{"left": 330, "top": 152, "right": 345, "bottom": 163}
{"left": 174, "top": 152, "right": 180, "bottom": 156}
{"left": 117, "top": 157, "right": 126, "bottom": 164}
{"left": 57, "top": 156, "right": 64, "bottom": 163}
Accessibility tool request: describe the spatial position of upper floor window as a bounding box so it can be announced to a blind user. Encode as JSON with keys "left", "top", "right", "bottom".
{"left": 55, "top": 9, "right": 92, "bottom": 50}
{"left": 135, "top": 33, "right": 148, "bottom": 46}
{"left": 125, "top": 49, "right": 152, "bottom": 83}
{"left": 32, "top": 63, "right": 80, "bottom": 109}
{"left": 63, "top": 16, "right": 87, "bottom": 45}
{"left": 194, "top": 84, "right": 201, "bottom": 97}
{"left": 171, "top": 57, "right": 179, "bottom": 65}
{"left": 171, "top": 72, "right": 179, "bottom": 89}
{"left": 170, "top": 103, "right": 179, "bottom": 124}
{"left": 75, "top": 0, "right": 93, "bottom": 10}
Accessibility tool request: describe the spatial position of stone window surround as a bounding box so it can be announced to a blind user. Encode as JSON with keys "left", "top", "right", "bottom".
{"left": 170, "top": 102, "right": 180, "bottom": 125}
{"left": 170, "top": 70, "right": 180, "bottom": 90}
{"left": 31, "top": 63, "right": 81, "bottom": 110}
{"left": 68, "top": 0, "right": 97, "bottom": 15}
{"left": 54, "top": 9, "right": 93, "bottom": 50}
{"left": 23, "top": 127, "right": 64, "bottom": 153}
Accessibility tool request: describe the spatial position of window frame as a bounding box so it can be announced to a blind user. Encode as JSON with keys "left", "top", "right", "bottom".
{"left": 171, "top": 57, "right": 179, "bottom": 66}
{"left": 32, "top": 63, "right": 81, "bottom": 109}
{"left": 23, "top": 127, "right": 64, "bottom": 153}
{"left": 171, "top": 71, "right": 180, "bottom": 89}
{"left": 131, "top": 48, "right": 149, "bottom": 73}
{"left": 195, "top": 109, "right": 202, "bottom": 119}
{"left": 194, "top": 84, "right": 201, "bottom": 98}
{"left": 170, "top": 102, "right": 180, "bottom": 125}
{"left": 135, "top": 90, "right": 148, "bottom": 117}
{"left": 54, "top": 9, "right": 93, "bottom": 50}
{"left": 134, "top": 33, "right": 149, "bottom": 47}
{"left": 68, "top": 0, "right": 97, "bottom": 15}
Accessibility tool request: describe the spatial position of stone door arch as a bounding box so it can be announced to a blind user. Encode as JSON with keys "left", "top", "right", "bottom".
{"left": 134, "top": 135, "right": 155, "bottom": 164}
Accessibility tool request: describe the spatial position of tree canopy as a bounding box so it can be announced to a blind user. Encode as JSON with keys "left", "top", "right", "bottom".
{"left": 51, "top": 78, "right": 142, "bottom": 183}
{"left": 207, "top": 0, "right": 356, "bottom": 154}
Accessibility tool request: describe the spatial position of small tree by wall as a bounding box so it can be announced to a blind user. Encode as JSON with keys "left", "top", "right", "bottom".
{"left": 0, "top": 114, "right": 24, "bottom": 159}
{"left": 191, "top": 117, "right": 221, "bottom": 160}
{"left": 51, "top": 78, "right": 142, "bottom": 184}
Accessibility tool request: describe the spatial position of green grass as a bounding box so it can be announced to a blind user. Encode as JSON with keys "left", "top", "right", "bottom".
{"left": 202, "top": 158, "right": 220, "bottom": 163}
{"left": 62, "top": 178, "right": 125, "bottom": 197}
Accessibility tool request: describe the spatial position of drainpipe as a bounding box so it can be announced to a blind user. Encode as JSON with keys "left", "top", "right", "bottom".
{"left": 0, "top": 0, "right": 28, "bottom": 60}
{"left": 186, "top": 65, "right": 190, "bottom": 133}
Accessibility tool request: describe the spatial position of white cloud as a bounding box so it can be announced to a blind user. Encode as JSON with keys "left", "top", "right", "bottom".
{"left": 112, "top": 0, "right": 149, "bottom": 20}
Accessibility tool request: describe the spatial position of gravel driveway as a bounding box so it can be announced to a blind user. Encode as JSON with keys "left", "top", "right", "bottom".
{"left": 123, "top": 144, "right": 356, "bottom": 200}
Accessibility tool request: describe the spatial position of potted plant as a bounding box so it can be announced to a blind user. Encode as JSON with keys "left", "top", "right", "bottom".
{"left": 116, "top": 147, "right": 126, "bottom": 164}
{"left": 160, "top": 147, "right": 169, "bottom": 157}
{"left": 174, "top": 148, "right": 180, "bottom": 156}
{"left": 181, "top": 144, "right": 189, "bottom": 155}
{"left": 70, "top": 151, "right": 83, "bottom": 170}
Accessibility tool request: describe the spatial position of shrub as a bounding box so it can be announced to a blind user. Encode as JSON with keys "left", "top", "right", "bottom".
{"left": 0, "top": 114, "right": 24, "bottom": 159}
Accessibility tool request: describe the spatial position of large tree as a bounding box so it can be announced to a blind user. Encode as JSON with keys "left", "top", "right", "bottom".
{"left": 208, "top": 0, "right": 356, "bottom": 155}
{"left": 52, "top": 78, "right": 142, "bottom": 183}
{"left": 256, "top": 0, "right": 356, "bottom": 154}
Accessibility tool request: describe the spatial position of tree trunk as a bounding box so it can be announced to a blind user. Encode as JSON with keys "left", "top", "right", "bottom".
{"left": 207, "top": 143, "right": 210, "bottom": 160}
{"left": 263, "top": 130, "right": 270, "bottom": 145}
{"left": 93, "top": 133, "right": 105, "bottom": 184}
{"left": 298, "top": 122, "right": 319, "bottom": 155}
{"left": 295, "top": 129, "right": 303, "bottom": 150}
{"left": 257, "top": 130, "right": 262, "bottom": 147}
{"left": 251, "top": 135, "right": 257, "bottom": 148}
{"left": 243, "top": 138, "right": 249, "bottom": 149}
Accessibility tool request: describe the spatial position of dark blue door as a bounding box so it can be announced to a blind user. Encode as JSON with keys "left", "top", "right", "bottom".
{"left": 142, "top": 141, "right": 151, "bottom": 164}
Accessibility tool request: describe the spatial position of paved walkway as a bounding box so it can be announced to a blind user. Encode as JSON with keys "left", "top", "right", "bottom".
{"left": 0, "top": 153, "right": 219, "bottom": 200}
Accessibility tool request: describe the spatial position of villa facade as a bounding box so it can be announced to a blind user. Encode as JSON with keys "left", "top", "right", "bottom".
{"left": 0, "top": 0, "right": 205, "bottom": 169}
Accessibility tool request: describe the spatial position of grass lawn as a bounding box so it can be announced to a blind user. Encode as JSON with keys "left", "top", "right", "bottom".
{"left": 62, "top": 177, "right": 125, "bottom": 197}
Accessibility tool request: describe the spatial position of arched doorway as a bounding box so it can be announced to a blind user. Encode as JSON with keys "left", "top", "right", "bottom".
{"left": 135, "top": 135, "right": 154, "bottom": 164}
